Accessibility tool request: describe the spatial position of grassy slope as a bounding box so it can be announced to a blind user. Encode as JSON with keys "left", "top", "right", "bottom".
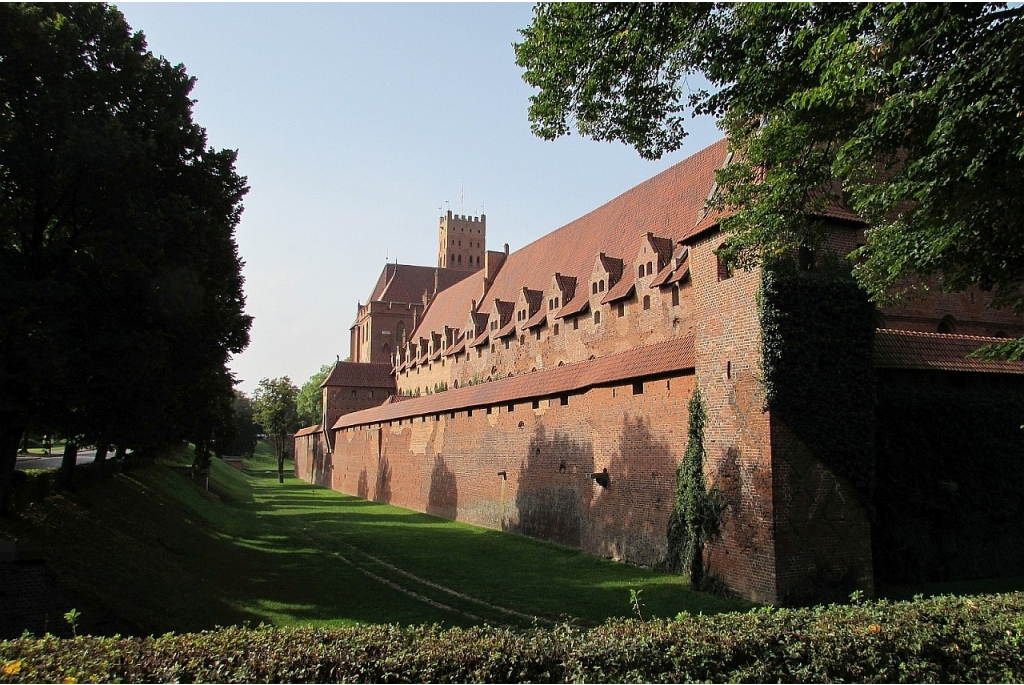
{"left": 0, "top": 443, "right": 747, "bottom": 636}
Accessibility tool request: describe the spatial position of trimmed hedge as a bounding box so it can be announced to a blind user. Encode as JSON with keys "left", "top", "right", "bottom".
{"left": 2, "top": 593, "right": 1023, "bottom": 683}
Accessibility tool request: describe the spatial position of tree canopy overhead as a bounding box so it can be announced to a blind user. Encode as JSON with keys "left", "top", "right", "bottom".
{"left": 0, "top": 3, "right": 251, "bottom": 510}
{"left": 516, "top": 3, "right": 1024, "bottom": 359}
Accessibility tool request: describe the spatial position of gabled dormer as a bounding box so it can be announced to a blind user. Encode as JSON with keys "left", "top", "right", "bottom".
{"left": 491, "top": 299, "right": 516, "bottom": 339}
{"left": 590, "top": 253, "right": 623, "bottom": 298}
{"left": 634, "top": 232, "right": 673, "bottom": 281}
{"left": 515, "top": 288, "right": 543, "bottom": 326}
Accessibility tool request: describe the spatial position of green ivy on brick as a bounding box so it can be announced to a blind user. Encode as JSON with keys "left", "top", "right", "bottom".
{"left": 758, "top": 256, "right": 877, "bottom": 504}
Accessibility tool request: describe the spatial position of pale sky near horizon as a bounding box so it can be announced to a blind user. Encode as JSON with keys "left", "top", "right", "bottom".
{"left": 115, "top": 2, "right": 723, "bottom": 396}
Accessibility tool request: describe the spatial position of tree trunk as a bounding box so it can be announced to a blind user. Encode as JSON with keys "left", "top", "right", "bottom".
{"left": 94, "top": 441, "right": 109, "bottom": 463}
{"left": 277, "top": 432, "right": 285, "bottom": 484}
{"left": 59, "top": 440, "right": 79, "bottom": 491}
{"left": 0, "top": 412, "right": 25, "bottom": 517}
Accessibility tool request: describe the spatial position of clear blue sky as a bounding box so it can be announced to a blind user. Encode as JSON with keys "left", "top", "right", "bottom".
{"left": 115, "top": 3, "right": 722, "bottom": 395}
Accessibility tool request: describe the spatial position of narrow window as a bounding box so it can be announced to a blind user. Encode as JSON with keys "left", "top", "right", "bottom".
{"left": 350, "top": 389, "right": 357, "bottom": 398}
{"left": 573, "top": 317, "right": 579, "bottom": 330}
{"left": 532, "top": 399, "right": 540, "bottom": 409}
{"left": 643, "top": 295, "right": 651, "bottom": 310}
{"left": 560, "top": 395, "right": 569, "bottom": 406}
{"left": 467, "top": 409, "right": 473, "bottom": 417}
{"left": 507, "top": 403, "right": 514, "bottom": 412}
{"left": 638, "top": 265, "right": 644, "bottom": 278}
{"left": 646, "top": 261, "right": 653, "bottom": 275}
{"left": 617, "top": 302, "right": 625, "bottom": 317}
{"left": 727, "top": 360, "right": 732, "bottom": 379}
{"left": 458, "top": 254, "right": 462, "bottom": 264}
{"left": 672, "top": 286, "right": 680, "bottom": 307}
{"left": 534, "top": 328, "right": 541, "bottom": 341}
{"left": 599, "top": 280, "right": 605, "bottom": 292}
{"left": 504, "top": 338, "right": 510, "bottom": 349}
{"left": 632, "top": 381, "right": 644, "bottom": 395}
{"left": 553, "top": 323, "right": 560, "bottom": 336}
{"left": 486, "top": 406, "right": 493, "bottom": 415}
{"left": 592, "top": 282, "right": 598, "bottom": 295}
{"left": 594, "top": 310, "right": 601, "bottom": 325}
{"left": 716, "top": 252, "right": 732, "bottom": 281}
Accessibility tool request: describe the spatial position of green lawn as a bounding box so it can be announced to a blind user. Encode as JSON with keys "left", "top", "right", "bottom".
{"left": 0, "top": 443, "right": 747, "bottom": 636}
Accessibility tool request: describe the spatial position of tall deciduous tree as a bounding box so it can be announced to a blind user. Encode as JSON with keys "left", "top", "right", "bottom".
{"left": 296, "top": 363, "right": 333, "bottom": 429}
{"left": 516, "top": 3, "right": 1024, "bottom": 359}
{"left": 0, "top": 3, "right": 250, "bottom": 511}
{"left": 252, "top": 377, "right": 299, "bottom": 484}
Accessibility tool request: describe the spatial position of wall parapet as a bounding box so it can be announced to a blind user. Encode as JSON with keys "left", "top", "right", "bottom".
{"left": 334, "top": 335, "right": 695, "bottom": 430}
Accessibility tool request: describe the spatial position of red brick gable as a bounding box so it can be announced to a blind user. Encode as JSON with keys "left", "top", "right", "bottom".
{"left": 334, "top": 335, "right": 695, "bottom": 429}
{"left": 874, "top": 329, "right": 1024, "bottom": 374}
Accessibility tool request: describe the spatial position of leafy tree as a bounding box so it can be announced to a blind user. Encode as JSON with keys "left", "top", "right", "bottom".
{"left": 252, "top": 377, "right": 299, "bottom": 483}
{"left": 0, "top": 3, "right": 250, "bottom": 510}
{"left": 516, "top": 3, "right": 1024, "bottom": 359}
{"left": 221, "top": 391, "right": 258, "bottom": 459}
{"left": 296, "top": 363, "right": 334, "bottom": 428}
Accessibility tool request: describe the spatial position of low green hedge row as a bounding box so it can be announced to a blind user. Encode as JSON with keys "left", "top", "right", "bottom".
{"left": 2, "top": 593, "right": 1022, "bottom": 683}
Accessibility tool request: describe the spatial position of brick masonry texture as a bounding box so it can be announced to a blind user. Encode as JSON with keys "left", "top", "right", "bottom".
{"left": 297, "top": 139, "right": 1024, "bottom": 604}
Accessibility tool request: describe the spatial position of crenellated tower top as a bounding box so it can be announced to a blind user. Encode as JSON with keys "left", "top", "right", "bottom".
{"left": 438, "top": 210, "right": 485, "bottom": 271}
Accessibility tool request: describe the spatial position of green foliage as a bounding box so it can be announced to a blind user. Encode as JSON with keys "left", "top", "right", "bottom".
{"left": 665, "top": 389, "right": 723, "bottom": 589}
{"left": 251, "top": 378, "right": 299, "bottom": 442}
{"left": 873, "top": 374, "right": 1024, "bottom": 584}
{"left": 296, "top": 364, "right": 333, "bottom": 428}
{"left": 758, "top": 257, "right": 877, "bottom": 502}
{"left": 516, "top": 3, "right": 1024, "bottom": 360}
{"left": 0, "top": 3, "right": 250, "bottom": 510}
{"left": 62, "top": 609, "right": 80, "bottom": 638}
{"left": 3, "top": 593, "right": 1024, "bottom": 683}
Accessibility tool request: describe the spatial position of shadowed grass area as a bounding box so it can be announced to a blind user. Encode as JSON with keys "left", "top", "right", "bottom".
{"left": 1, "top": 442, "right": 748, "bottom": 636}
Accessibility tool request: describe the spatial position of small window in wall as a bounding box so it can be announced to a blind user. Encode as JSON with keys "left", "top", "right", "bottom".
{"left": 592, "top": 282, "right": 598, "bottom": 295}
{"left": 450, "top": 411, "right": 456, "bottom": 419}
{"left": 646, "top": 261, "right": 653, "bottom": 275}
{"left": 477, "top": 347, "right": 483, "bottom": 358}
{"left": 727, "top": 360, "right": 732, "bottom": 379}
{"left": 532, "top": 399, "right": 540, "bottom": 409}
{"left": 594, "top": 310, "right": 601, "bottom": 325}
{"left": 632, "top": 381, "right": 644, "bottom": 395}
{"left": 672, "top": 286, "right": 680, "bottom": 307}
{"left": 534, "top": 328, "right": 541, "bottom": 341}
{"left": 560, "top": 395, "right": 569, "bottom": 406}
{"left": 599, "top": 280, "right": 605, "bottom": 292}
{"left": 458, "top": 254, "right": 462, "bottom": 264}
{"left": 643, "top": 295, "right": 651, "bottom": 310}
{"left": 369, "top": 390, "right": 374, "bottom": 399}
{"left": 486, "top": 406, "right": 493, "bottom": 415}
{"left": 350, "top": 389, "right": 357, "bottom": 398}
{"left": 573, "top": 317, "right": 579, "bottom": 330}
{"left": 507, "top": 402, "right": 515, "bottom": 412}
{"left": 617, "top": 302, "right": 625, "bottom": 317}
{"left": 553, "top": 323, "right": 560, "bottom": 336}
{"left": 638, "top": 265, "right": 644, "bottom": 278}
{"left": 504, "top": 338, "right": 510, "bottom": 349}
{"left": 467, "top": 409, "right": 473, "bottom": 417}
{"left": 717, "top": 250, "right": 733, "bottom": 281}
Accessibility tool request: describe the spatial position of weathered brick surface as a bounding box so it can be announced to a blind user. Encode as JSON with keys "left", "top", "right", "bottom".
{"left": 298, "top": 141, "right": 1024, "bottom": 604}
{"left": 327, "top": 373, "right": 695, "bottom": 567}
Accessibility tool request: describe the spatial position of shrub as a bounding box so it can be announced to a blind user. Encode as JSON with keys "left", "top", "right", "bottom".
{"left": 2, "top": 593, "right": 1022, "bottom": 683}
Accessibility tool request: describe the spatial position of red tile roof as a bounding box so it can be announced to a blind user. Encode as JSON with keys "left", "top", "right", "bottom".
{"left": 523, "top": 309, "right": 548, "bottom": 329}
{"left": 601, "top": 279, "right": 635, "bottom": 305}
{"left": 556, "top": 294, "right": 590, "bottom": 319}
{"left": 407, "top": 139, "right": 729, "bottom": 343}
{"left": 333, "top": 335, "right": 695, "bottom": 429}
{"left": 294, "top": 425, "right": 320, "bottom": 437}
{"left": 321, "top": 361, "right": 397, "bottom": 388}
{"left": 874, "top": 329, "right": 1024, "bottom": 374}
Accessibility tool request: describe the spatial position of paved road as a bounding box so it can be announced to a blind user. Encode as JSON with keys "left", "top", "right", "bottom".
{"left": 15, "top": 450, "right": 100, "bottom": 471}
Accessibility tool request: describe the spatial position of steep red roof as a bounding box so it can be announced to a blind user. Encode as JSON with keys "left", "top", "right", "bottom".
{"left": 407, "top": 139, "right": 729, "bottom": 343}
{"left": 334, "top": 335, "right": 695, "bottom": 429}
{"left": 874, "top": 329, "right": 1024, "bottom": 374}
{"left": 294, "top": 425, "right": 320, "bottom": 437}
{"left": 321, "top": 361, "right": 396, "bottom": 388}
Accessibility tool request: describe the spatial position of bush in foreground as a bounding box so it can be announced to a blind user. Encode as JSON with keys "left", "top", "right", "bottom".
{"left": 2, "top": 593, "right": 1022, "bottom": 683}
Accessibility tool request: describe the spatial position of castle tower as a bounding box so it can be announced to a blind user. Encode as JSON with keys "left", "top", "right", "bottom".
{"left": 438, "top": 210, "right": 485, "bottom": 271}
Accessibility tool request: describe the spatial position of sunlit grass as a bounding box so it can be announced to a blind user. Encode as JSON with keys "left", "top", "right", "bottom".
{"left": 2, "top": 441, "right": 749, "bottom": 636}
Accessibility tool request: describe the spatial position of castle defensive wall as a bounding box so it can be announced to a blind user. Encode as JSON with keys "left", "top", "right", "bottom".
{"left": 297, "top": 139, "right": 1024, "bottom": 604}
